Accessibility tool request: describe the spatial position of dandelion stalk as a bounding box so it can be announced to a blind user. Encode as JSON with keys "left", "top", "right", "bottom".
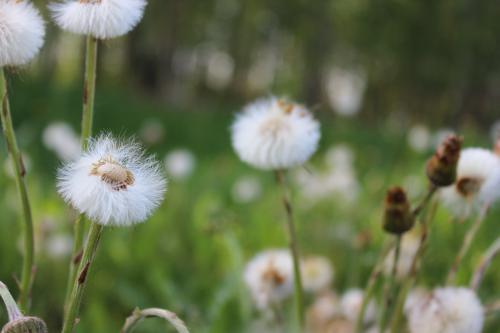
{"left": 354, "top": 241, "right": 392, "bottom": 333}
{"left": 275, "top": 169, "right": 305, "bottom": 329}
{"left": 121, "top": 307, "right": 190, "bottom": 333}
{"left": 379, "top": 235, "right": 402, "bottom": 332}
{"left": 388, "top": 196, "right": 439, "bottom": 333}
{"left": 0, "top": 69, "right": 35, "bottom": 312}
{"left": 64, "top": 35, "right": 98, "bottom": 312}
{"left": 470, "top": 236, "right": 500, "bottom": 291}
{"left": 446, "top": 203, "right": 489, "bottom": 285}
{"left": 61, "top": 223, "right": 104, "bottom": 333}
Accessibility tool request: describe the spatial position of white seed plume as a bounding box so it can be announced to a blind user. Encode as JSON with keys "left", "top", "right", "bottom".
{"left": 243, "top": 249, "right": 294, "bottom": 310}
{"left": 42, "top": 122, "right": 81, "bottom": 161}
{"left": 231, "top": 97, "right": 320, "bottom": 170}
{"left": 339, "top": 288, "right": 377, "bottom": 325}
{"left": 0, "top": 0, "right": 45, "bottom": 66}
{"left": 163, "top": 149, "right": 196, "bottom": 181}
{"left": 301, "top": 256, "right": 334, "bottom": 293}
{"left": 440, "top": 148, "right": 500, "bottom": 218}
{"left": 57, "top": 134, "right": 166, "bottom": 226}
{"left": 405, "top": 287, "right": 484, "bottom": 333}
{"left": 50, "top": 0, "right": 147, "bottom": 39}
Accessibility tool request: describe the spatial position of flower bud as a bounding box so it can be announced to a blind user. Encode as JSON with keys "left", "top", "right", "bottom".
{"left": 383, "top": 187, "right": 414, "bottom": 235}
{"left": 426, "top": 135, "right": 462, "bottom": 187}
{"left": 1, "top": 317, "right": 47, "bottom": 333}
{"left": 0, "top": 282, "right": 47, "bottom": 333}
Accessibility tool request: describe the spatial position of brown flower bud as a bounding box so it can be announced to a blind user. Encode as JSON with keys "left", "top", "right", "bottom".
{"left": 426, "top": 135, "right": 462, "bottom": 187}
{"left": 383, "top": 187, "right": 414, "bottom": 235}
{"left": 1, "top": 317, "right": 47, "bottom": 333}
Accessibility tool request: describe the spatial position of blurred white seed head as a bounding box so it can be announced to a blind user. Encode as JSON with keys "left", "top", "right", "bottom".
{"left": 243, "top": 249, "right": 294, "bottom": 310}
{"left": 407, "top": 124, "right": 431, "bottom": 153}
{"left": 231, "top": 176, "right": 262, "bottom": 203}
{"left": 405, "top": 287, "right": 484, "bottom": 333}
{"left": 339, "top": 288, "right": 377, "bottom": 325}
{"left": 307, "top": 291, "right": 340, "bottom": 328}
{"left": 50, "top": 0, "right": 147, "bottom": 39}
{"left": 45, "top": 234, "right": 73, "bottom": 259}
{"left": 301, "top": 256, "right": 334, "bottom": 293}
{"left": 164, "top": 149, "right": 196, "bottom": 181}
{"left": 440, "top": 148, "right": 500, "bottom": 218}
{"left": 42, "top": 122, "right": 81, "bottom": 161}
{"left": 383, "top": 231, "right": 420, "bottom": 279}
{"left": 0, "top": 0, "right": 45, "bottom": 66}
{"left": 57, "top": 134, "right": 167, "bottom": 226}
{"left": 232, "top": 97, "right": 320, "bottom": 170}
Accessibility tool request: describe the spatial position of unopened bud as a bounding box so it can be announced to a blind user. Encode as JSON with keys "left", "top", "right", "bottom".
{"left": 0, "top": 282, "right": 47, "bottom": 333}
{"left": 426, "top": 135, "right": 462, "bottom": 187}
{"left": 1, "top": 317, "right": 47, "bottom": 333}
{"left": 383, "top": 187, "right": 414, "bottom": 235}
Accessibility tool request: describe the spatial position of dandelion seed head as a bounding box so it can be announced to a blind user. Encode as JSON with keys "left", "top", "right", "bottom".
{"left": 0, "top": 0, "right": 45, "bottom": 66}
{"left": 243, "top": 249, "right": 294, "bottom": 310}
{"left": 405, "top": 287, "right": 483, "bottom": 333}
{"left": 301, "top": 256, "right": 334, "bottom": 293}
{"left": 57, "top": 134, "right": 167, "bottom": 226}
{"left": 231, "top": 97, "right": 320, "bottom": 170}
{"left": 163, "top": 149, "right": 196, "bottom": 181}
{"left": 50, "top": 0, "right": 147, "bottom": 39}
{"left": 339, "top": 288, "right": 376, "bottom": 324}
{"left": 440, "top": 148, "right": 500, "bottom": 217}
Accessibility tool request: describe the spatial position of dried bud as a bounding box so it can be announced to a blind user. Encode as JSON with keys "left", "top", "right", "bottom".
{"left": 426, "top": 135, "right": 462, "bottom": 187}
{"left": 0, "top": 282, "right": 47, "bottom": 333}
{"left": 1, "top": 317, "right": 47, "bottom": 333}
{"left": 383, "top": 187, "right": 414, "bottom": 235}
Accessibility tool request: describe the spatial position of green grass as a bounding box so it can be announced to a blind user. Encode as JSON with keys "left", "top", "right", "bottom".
{"left": 0, "top": 79, "right": 499, "bottom": 332}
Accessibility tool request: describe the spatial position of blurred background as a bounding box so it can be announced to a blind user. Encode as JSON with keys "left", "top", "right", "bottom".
{"left": 1, "top": 0, "right": 500, "bottom": 332}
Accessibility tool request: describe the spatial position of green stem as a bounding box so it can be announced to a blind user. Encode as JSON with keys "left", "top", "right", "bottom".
{"left": 121, "top": 308, "right": 190, "bottom": 333}
{"left": 61, "top": 223, "right": 104, "bottom": 333}
{"left": 388, "top": 198, "right": 438, "bottom": 333}
{"left": 354, "top": 241, "right": 392, "bottom": 333}
{"left": 0, "top": 69, "right": 35, "bottom": 313}
{"left": 470, "top": 236, "right": 500, "bottom": 291}
{"left": 80, "top": 35, "right": 98, "bottom": 149}
{"left": 446, "top": 203, "right": 489, "bottom": 285}
{"left": 0, "top": 281, "right": 22, "bottom": 321}
{"left": 63, "top": 35, "right": 98, "bottom": 314}
{"left": 63, "top": 215, "right": 86, "bottom": 312}
{"left": 379, "top": 236, "right": 401, "bottom": 332}
{"left": 275, "top": 170, "right": 305, "bottom": 330}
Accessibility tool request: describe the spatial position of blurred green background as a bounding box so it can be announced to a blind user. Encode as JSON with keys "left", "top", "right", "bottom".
{"left": 1, "top": 0, "right": 500, "bottom": 332}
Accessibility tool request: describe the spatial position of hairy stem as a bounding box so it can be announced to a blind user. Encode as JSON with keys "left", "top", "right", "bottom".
{"left": 275, "top": 170, "right": 305, "bottom": 330}
{"left": 61, "top": 223, "right": 104, "bottom": 333}
{"left": 64, "top": 35, "right": 98, "bottom": 314}
{"left": 379, "top": 236, "right": 401, "bottom": 332}
{"left": 0, "top": 281, "right": 22, "bottom": 321}
{"left": 354, "top": 241, "right": 392, "bottom": 333}
{"left": 0, "top": 69, "right": 35, "bottom": 313}
{"left": 446, "top": 203, "right": 489, "bottom": 285}
{"left": 470, "top": 236, "right": 500, "bottom": 291}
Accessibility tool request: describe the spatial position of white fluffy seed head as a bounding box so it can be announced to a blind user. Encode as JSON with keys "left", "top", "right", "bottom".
{"left": 231, "top": 97, "right": 320, "bottom": 170}
{"left": 405, "top": 287, "right": 484, "bottom": 333}
{"left": 50, "top": 0, "right": 147, "bottom": 39}
{"left": 339, "top": 288, "right": 377, "bottom": 324}
{"left": 57, "top": 134, "right": 167, "bottom": 226}
{"left": 243, "top": 249, "right": 294, "bottom": 310}
{"left": 0, "top": 0, "right": 45, "bottom": 66}
{"left": 301, "top": 256, "right": 334, "bottom": 293}
{"left": 440, "top": 148, "right": 500, "bottom": 217}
